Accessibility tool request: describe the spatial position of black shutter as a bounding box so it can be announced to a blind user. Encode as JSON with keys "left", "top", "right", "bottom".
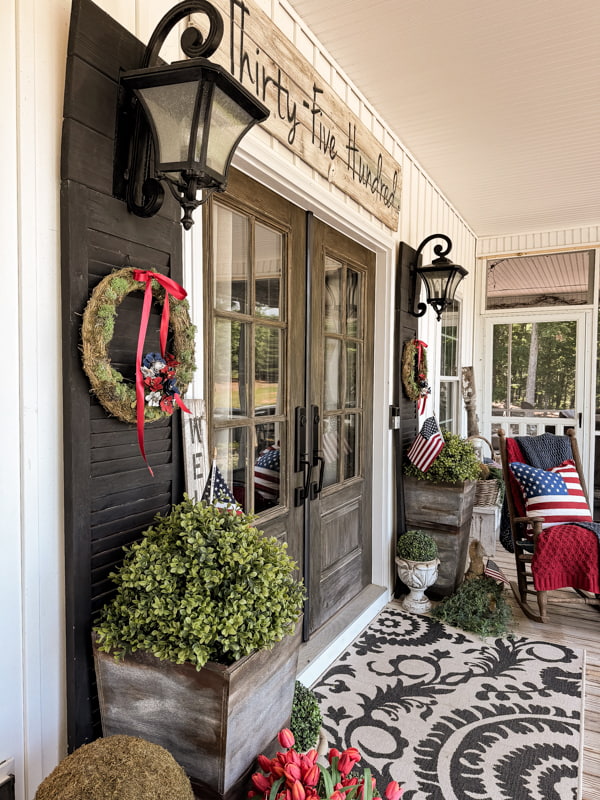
{"left": 394, "top": 243, "right": 419, "bottom": 537}
{"left": 61, "top": 0, "right": 186, "bottom": 750}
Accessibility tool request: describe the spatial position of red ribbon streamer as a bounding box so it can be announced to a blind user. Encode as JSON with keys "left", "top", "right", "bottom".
{"left": 414, "top": 339, "right": 429, "bottom": 414}
{"left": 133, "top": 269, "right": 191, "bottom": 475}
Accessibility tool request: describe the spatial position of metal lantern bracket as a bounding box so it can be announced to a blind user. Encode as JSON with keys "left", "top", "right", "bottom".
{"left": 114, "top": 0, "right": 269, "bottom": 230}
{"left": 407, "top": 233, "right": 468, "bottom": 321}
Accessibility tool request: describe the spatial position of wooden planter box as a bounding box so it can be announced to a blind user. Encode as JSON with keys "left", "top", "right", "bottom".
{"left": 93, "top": 622, "right": 302, "bottom": 800}
{"left": 403, "top": 476, "right": 476, "bottom": 595}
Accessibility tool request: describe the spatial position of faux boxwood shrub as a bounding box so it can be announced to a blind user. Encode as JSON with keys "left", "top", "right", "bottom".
{"left": 396, "top": 530, "right": 438, "bottom": 562}
{"left": 404, "top": 430, "right": 481, "bottom": 484}
{"left": 430, "top": 576, "right": 512, "bottom": 637}
{"left": 290, "top": 681, "right": 322, "bottom": 752}
{"left": 94, "top": 498, "right": 305, "bottom": 669}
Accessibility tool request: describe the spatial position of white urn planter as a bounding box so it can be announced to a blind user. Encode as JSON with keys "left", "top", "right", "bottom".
{"left": 395, "top": 555, "right": 440, "bottom": 613}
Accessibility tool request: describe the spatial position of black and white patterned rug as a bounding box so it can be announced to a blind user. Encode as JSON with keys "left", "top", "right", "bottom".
{"left": 312, "top": 603, "right": 584, "bottom": 800}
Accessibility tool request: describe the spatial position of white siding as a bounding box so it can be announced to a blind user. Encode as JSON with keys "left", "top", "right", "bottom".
{"left": 3, "top": 1, "right": 475, "bottom": 797}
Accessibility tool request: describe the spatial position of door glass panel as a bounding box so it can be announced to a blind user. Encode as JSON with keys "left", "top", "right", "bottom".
{"left": 214, "top": 426, "right": 247, "bottom": 507}
{"left": 343, "top": 414, "right": 358, "bottom": 480}
{"left": 441, "top": 301, "right": 459, "bottom": 376}
{"left": 211, "top": 197, "right": 288, "bottom": 516}
{"left": 345, "top": 342, "right": 359, "bottom": 408}
{"left": 213, "top": 319, "right": 249, "bottom": 418}
{"left": 255, "top": 325, "right": 282, "bottom": 415}
{"left": 346, "top": 269, "right": 362, "bottom": 337}
{"left": 324, "top": 259, "right": 342, "bottom": 333}
{"left": 324, "top": 338, "right": 341, "bottom": 410}
{"left": 255, "top": 223, "right": 282, "bottom": 319}
{"left": 439, "top": 381, "right": 458, "bottom": 430}
{"left": 322, "top": 416, "right": 339, "bottom": 488}
{"left": 213, "top": 205, "right": 249, "bottom": 314}
{"left": 491, "top": 321, "right": 576, "bottom": 419}
{"left": 254, "top": 422, "right": 281, "bottom": 511}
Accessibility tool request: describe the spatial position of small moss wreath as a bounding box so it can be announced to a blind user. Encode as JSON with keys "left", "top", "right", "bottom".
{"left": 81, "top": 267, "right": 196, "bottom": 424}
{"left": 401, "top": 338, "right": 429, "bottom": 402}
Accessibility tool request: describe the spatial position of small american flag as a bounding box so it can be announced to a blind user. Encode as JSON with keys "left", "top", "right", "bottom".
{"left": 201, "top": 462, "right": 241, "bottom": 513}
{"left": 484, "top": 559, "right": 510, "bottom": 585}
{"left": 406, "top": 416, "right": 445, "bottom": 473}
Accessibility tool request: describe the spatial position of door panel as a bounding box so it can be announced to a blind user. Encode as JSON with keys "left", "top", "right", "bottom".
{"left": 308, "top": 218, "right": 375, "bottom": 635}
{"left": 484, "top": 311, "right": 590, "bottom": 465}
{"left": 206, "top": 170, "right": 306, "bottom": 569}
{"left": 207, "top": 179, "right": 375, "bottom": 638}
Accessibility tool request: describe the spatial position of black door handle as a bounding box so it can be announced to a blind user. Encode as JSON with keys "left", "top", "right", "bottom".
{"left": 294, "top": 406, "right": 307, "bottom": 473}
{"left": 310, "top": 455, "right": 325, "bottom": 500}
{"left": 310, "top": 404, "right": 320, "bottom": 466}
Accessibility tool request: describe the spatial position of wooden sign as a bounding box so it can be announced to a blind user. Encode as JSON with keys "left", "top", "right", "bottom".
{"left": 182, "top": 399, "right": 209, "bottom": 502}
{"left": 208, "top": 0, "right": 402, "bottom": 229}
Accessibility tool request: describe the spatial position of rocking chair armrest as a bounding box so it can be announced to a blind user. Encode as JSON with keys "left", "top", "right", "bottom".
{"left": 514, "top": 515, "right": 544, "bottom": 524}
{"left": 513, "top": 514, "right": 544, "bottom": 546}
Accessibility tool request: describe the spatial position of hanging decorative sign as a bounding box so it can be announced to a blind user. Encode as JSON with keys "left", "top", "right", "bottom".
{"left": 401, "top": 338, "right": 430, "bottom": 411}
{"left": 182, "top": 399, "right": 209, "bottom": 502}
{"left": 207, "top": 0, "right": 402, "bottom": 229}
{"left": 81, "top": 267, "right": 196, "bottom": 472}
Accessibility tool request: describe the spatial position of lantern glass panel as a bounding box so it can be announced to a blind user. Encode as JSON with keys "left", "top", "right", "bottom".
{"left": 424, "top": 267, "right": 454, "bottom": 301}
{"left": 203, "top": 86, "right": 254, "bottom": 174}
{"left": 137, "top": 81, "right": 197, "bottom": 165}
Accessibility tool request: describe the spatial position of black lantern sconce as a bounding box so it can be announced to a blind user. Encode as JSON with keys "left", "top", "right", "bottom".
{"left": 116, "top": 0, "right": 269, "bottom": 230}
{"left": 409, "top": 234, "right": 468, "bottom": 321}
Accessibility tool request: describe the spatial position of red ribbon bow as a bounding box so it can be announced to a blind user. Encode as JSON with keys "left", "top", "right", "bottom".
{"left": 133, "top": 269, "right": 191, "bottom": 475}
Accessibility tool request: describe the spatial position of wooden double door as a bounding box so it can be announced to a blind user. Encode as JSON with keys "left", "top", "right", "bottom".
{"left": 206, "top": 171, "right": 375, "bottom": 636}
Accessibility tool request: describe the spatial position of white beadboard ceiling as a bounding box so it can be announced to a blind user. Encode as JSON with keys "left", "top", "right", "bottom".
{"left": 286, "top": 0, "right": 600, "bottom": 237}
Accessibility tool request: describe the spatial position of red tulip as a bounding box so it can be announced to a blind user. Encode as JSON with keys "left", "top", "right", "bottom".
{"left": 337, "top": 754, "right": 356, "bottom": 776}
{"left": 257, "top": 754, "right": 272, "bottom": 773}
{"left": 384, "top": 781, "right": 403, "bottom": 800}
{"left": 251, "top": 772, "right": 272, "bottom": 793}
{"left": 284, "top": 764, "right": 302, "bottom": 784}
{"left": 327, "top": 748, "right": 341, "bottom": 764}
{"left": 291, "top": 780, "right": 306, "bottom": 800}
{"left": 330, "top": 792, "right": 345, "bottom": 800}
{"left": 271, "top": 761, "right": 285, "bottom": 778}
{"left": 278, "top": 728, "right": 296, "bottom": 749}
{"left": 303, "top": 765, "right": 320, "bottom": 787}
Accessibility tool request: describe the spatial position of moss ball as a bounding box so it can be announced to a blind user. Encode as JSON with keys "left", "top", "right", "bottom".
{"left": 35, "top": 736, "right": 194, "bottom": 800}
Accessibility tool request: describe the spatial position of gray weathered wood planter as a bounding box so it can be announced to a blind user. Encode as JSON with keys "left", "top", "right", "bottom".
{"left": 403, "top": 476, "right": 476, "bottom": 595}
{"left": 93, "top": 621, "right": 302, "bottom": 800}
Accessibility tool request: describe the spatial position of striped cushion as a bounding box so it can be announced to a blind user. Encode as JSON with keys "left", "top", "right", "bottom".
{"left": 509, "top": 459, "right": 592, "bottom": 529}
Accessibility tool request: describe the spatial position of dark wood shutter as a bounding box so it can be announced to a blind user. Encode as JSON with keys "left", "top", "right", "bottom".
{"left": 61, "top": 0, "right": 186, "bottom": 750}
{"left": 394, "top": 243, "right": 419, "bottom": 537}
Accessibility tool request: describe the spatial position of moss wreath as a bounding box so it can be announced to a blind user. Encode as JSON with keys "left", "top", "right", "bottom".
{"left": 81, "top": 267, "right": 196, "bottom": 425}
{"left": 401, "top": 338, "right": 429, "bottom": 402}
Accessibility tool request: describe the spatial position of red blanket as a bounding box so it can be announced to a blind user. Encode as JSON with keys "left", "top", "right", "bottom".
{"left": 506, "top": 438, "right": 600, "bottom": 593}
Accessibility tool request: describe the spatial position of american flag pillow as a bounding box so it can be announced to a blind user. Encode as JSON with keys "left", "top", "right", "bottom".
{"left": 509, "top": 459, "right": 592, "bottom": 529}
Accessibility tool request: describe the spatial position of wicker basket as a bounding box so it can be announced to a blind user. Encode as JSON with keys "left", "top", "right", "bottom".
{"left": 469, "top": 435, "right": 501, "bottom": 506}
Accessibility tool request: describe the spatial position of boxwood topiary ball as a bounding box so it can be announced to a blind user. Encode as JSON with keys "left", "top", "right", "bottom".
{"left": 35, "top": 735, "right": 194, "bottom": 800}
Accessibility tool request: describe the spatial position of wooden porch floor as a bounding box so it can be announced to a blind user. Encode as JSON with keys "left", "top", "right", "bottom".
{"left": 493, "top": 547, "right": 600, "bottom": 800}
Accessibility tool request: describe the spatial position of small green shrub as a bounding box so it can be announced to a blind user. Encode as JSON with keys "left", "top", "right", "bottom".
{"left": 290, "top": 681, "right": 322, "bottom": 751}
{"left": 94, "top": 498, "right": 305, "bottom": 669}
{"left": 430, "top": 576, "right": 512, "bottom": 637}
{"left": 396, "top": 530, "right": 438, "bottom": 562}
{"left": 404, "top": 430, "right": 481, "bottom": 484}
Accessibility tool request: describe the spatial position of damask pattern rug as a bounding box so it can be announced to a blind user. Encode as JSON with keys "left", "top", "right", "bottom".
{"left": 312, "top": 603, "right": 584, "bottom": 800}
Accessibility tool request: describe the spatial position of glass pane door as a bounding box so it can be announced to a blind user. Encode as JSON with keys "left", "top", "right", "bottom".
{"left": 484, "top": 313, "right": 589, "bottom": 460}
{"left": 211, "top": 205, "right": 286, "bottom": 513}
